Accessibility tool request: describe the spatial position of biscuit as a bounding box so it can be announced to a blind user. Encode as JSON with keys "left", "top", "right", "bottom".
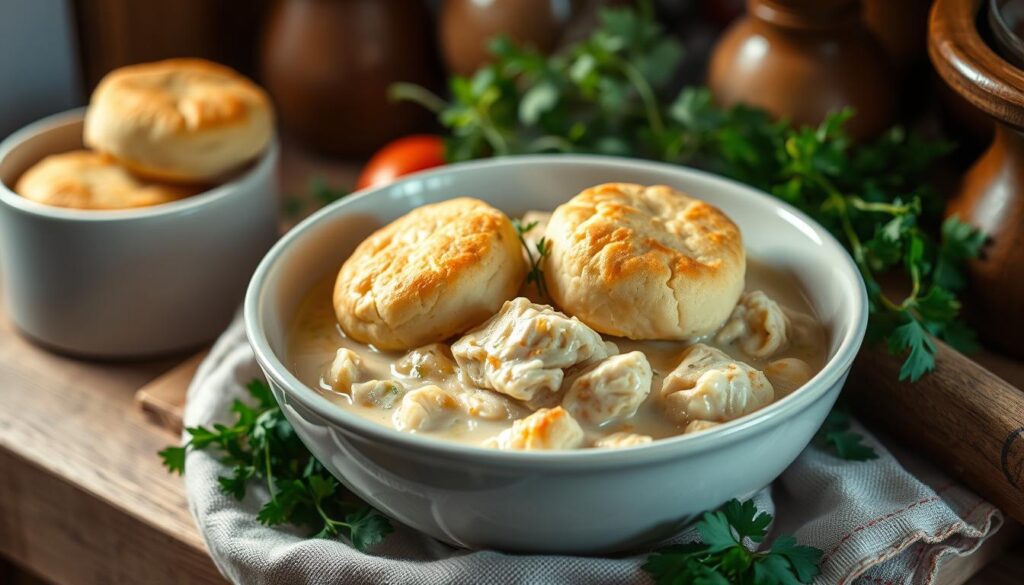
{"left": 334, "top": 198, "right": 527, "bottom": 351}
{"left": 14, "top": 150, "right": 199, "bottom": 210}
{"left": 544, "top": 183, "right": 745, "bottom": 339}
{"left": 84, "top": 59, "right": 273, "bottom": 182}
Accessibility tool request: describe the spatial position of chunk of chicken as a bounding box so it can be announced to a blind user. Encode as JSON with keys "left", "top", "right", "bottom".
{"left": 324, "top": 348, "right": 363, "bottom": 392}
{"left": 562, "top": 351, "right": 652, "bottom": 425}
{"left": 392, "top": 385, "right": 460, "bottom": 432}
{"left": 660, "top": 343, "right": 774, "bottom": 424}
{"left": 595, "top": 432, "right": 653, "bottom": 448}
{"left": 715, "top": 291, "right": 789, "bottom": 358}
{"left": 393, "top": 343, "right": 457, "bottom": 381}
{"left": 764, "top": 358, "right": 814, "bottom": 396}
{"left": 452, "top": 297, "right": 611, "bottom": 403}
{"left": 684, "top": 420, "right": 720, "bottom": 434}
{"left": 351, "top": 379, "right": 405, "bottom": 409}
{"left": 457, "top": 388, "right": 523, "bottom": 421}
{"left": 483, "top": 407, "right": 585, "bottom": 450}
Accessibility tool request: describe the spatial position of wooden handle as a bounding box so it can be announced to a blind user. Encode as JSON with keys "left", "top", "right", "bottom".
{"left": 848, "top": 339, "right": 1024, "bottom": 523}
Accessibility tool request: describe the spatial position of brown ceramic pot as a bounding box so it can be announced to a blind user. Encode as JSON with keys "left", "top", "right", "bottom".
{"left": 439, "top": 0, "right": 577, "bottom": 77}
{"left": 862, "top": 0, "right": 931, "bottom": 71}
{"left": 261, "top": 0, "right": 442, "bottom": 158}
{"left": 930, "top": 0, "right": 1024, "bottom": 358}
{"left": 707, "top": 0, "right": 895, "bottom": 140}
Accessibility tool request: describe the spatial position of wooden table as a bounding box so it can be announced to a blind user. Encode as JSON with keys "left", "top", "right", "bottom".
{"left": 0, "top": 150, "right": 1022, "bottom": 584}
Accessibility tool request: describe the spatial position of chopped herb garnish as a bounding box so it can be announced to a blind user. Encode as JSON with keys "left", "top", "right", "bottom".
{"left": 513, "top": 219, "right": 551, "bottom": 300}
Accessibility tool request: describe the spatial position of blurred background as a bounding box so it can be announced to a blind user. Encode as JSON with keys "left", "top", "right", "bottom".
{"left": 5, "top": 0, "right": 974, "bottom": 159}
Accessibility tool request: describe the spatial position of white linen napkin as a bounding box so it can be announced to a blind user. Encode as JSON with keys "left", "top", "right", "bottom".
{"left": 183, "top": 318, "right": 1002, "bottom": 584}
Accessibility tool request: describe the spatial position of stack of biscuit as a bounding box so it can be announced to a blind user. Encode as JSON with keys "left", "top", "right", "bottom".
{"left": 16, "top": 59, "right": 273, "bottom": 210}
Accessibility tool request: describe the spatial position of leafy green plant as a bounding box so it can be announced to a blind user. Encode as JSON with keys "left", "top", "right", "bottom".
{"left": 393, "top": 3, "right": 985, "bottom": 382}
{"left": 159, "top": 379, "right": 392, "bottom": 551}
{"left": 643, "top": 499, "right": 823, "bottom": 584}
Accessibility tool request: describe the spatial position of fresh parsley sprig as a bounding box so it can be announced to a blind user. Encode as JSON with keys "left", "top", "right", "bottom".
{"left": 159, "top": 379, "right": 393, "bottom": 552}
{"left": 643, "top": 499, "right": 823, "bottom": 584}
{"left": 815, "top": 407, "right": 879, "bottom": 462}
{"left": 512, "top": 219, "right": 552, "bottom": 300}
{"left": 393, "top": 2, "right": 985, "bottom": 382}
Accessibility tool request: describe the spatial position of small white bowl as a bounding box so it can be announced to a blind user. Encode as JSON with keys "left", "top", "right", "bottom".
{"left": 0, "top": 109, "right": 279, "bottom": 357}
{"left": 245, "top": 155, "right": 867, "bottom": 554}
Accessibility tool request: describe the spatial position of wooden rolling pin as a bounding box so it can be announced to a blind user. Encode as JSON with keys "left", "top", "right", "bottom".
{"left": 848, "top": 339, "right": 1024, "bottom": 524}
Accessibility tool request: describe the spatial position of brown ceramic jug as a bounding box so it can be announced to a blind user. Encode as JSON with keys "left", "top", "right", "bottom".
{"left": 261, "top": 0, "right": 442, "bottom": 158}
{"left": 707, "top": 0, "right": 895, "bottom": 140}
{"left": 439, "top": 0, "right": 577, "bottom": 76}
{"left": 930, "top": 0, "right": 1024, "bottom": 358}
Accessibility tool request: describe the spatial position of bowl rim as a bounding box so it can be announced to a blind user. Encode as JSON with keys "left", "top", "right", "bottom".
{"left": 244, "top": 154, "right": 868, "bottom": 468}
{"left": 0, "top": 108, "right": 279, "bottom": 222}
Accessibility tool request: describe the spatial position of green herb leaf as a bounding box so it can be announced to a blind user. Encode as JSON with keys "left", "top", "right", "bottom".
{"left": 815, "top": 408, "right": 879, "bottom": 461}
{"left": 346, "top": 507, "right": 395, "bottom": 552}
{"left": 770, "top": 535, "right": 824, "bottom": 583}
{"left": 644, "top": 499, "right": 822, "bottom": 585}
{"left": 721, "top": 498, "right": 772, "bottom": 542}
{"left": 889, "top": 319, "right": 938, "bottom": 382}
{"left": 158, "top": 378, "right": 393, "bottom": 551}
{"left": 822, "top": 430, "right": 878, "bottom": 462}
{"left": 698, "top": 510, "right": 741, "bottom": 552}
{"left": 158, "top": 446, "right": 187, "bottom": 475}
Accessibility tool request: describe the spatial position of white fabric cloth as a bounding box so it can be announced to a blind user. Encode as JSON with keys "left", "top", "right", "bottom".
{"left": 184, "top": 318, "right": 1003, "bottom": 585}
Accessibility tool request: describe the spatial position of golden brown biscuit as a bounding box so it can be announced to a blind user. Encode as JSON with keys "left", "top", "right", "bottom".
{"left": 14, "top": 150, "right": 200, "bottom": 210}
{"left": 544, "top": 183, "right": 745, "bottom": 339}
{"left": 84, "top": 58, "right": 273, "bottom": 183}
{"left": 334, "top": 198, "right": 527, "bottom": 351}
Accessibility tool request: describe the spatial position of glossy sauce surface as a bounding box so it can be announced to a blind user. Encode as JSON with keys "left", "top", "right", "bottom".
{"left": 287, "top": 260, "right": 828, "bottom": 448}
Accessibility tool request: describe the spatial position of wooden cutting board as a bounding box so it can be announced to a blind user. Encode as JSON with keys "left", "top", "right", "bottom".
{"left": 136, "top": 351, "right": 205, "bottom": 432}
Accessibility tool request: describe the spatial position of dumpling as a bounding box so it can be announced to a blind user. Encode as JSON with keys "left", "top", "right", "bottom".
{"left": 393, "top": 343, "right": 457, "bottom": 381}
{"left": 484, "top": 407, "right": 585, "bottom": 450}
{"left": 764, "top": 358, "right": 814, "bottom": 396}
{"left": 562, "top": 351, "right": 652, "bottom": 425}
{"left": 457, "top": 388, "right": 524, "bottom": 421}
{"left": 452, "top": 297, "right": 612, "bottom": 404}
{"left": 392, "top": 385, "right": 461, "bottom": 432}
{"left": 660, "top": 344, "right": 774, "bottom": 424}
{"left": 594, "top": 432, "right": 653, "bottom": 448}
{"left": 715, "top": 291, "right": 789, "bottom": 358}
{"left": 351, "top": 379, "right": 405, "bottom": 409}
{"left": 324, "top": 348, "right": 363, "bottom": 392}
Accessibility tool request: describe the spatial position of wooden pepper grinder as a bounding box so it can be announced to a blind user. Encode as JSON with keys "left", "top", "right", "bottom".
{"left": 930, "top": 0, "right": 1024, "bottom": 358}
{"left": 707, "top": 0, "right": 895, "bottom": 140}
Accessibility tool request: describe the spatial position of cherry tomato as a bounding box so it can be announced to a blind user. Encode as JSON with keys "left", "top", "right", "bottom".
{"left": 355, "top": 135, "right": 446, "bottom": 190}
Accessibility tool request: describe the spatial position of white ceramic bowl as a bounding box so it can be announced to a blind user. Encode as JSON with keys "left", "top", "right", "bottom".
{"left": 245, "top": 155, "right": 867, "bottom": 554}
{"left": 0, "top": 109, "right": 279, "bottom": 357}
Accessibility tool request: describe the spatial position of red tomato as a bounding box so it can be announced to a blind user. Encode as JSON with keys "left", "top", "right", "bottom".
{"left": 355, "top": 135, "right": 446, "bottom": 190}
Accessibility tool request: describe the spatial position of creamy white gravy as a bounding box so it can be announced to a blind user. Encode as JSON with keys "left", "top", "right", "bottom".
{"left": 286, "top": 260, "right": 828, "bottom": 448}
